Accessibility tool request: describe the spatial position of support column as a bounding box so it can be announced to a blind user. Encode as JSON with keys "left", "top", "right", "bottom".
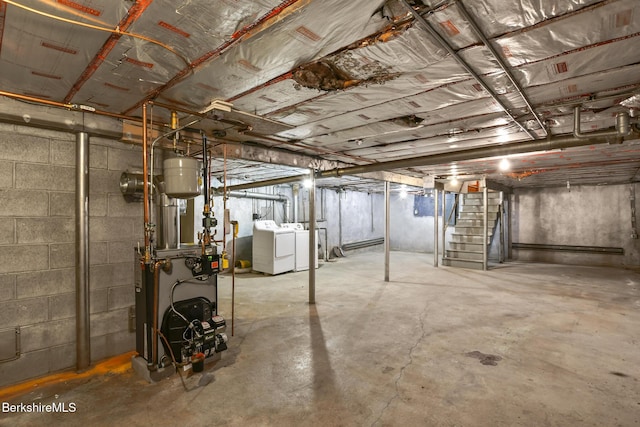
{"left": 482, "top": 181, "right": 488, "bottom": 271}
{"left": 76, "top": 131, "right": 91, "bottom": 371}
{"left": 308, "top": 172, "right": 316, "bottom": 304}
{"left": 499, "top": 192, "right": 505, "bottom": 263}
{"left": 441, "top": 189, "right": 447, "bottom": 264}
{"left": 507, "top": 194, "right": 513, "bottom": 260}
{"left": 433, "top": 188, "right": 439, "bottom": 267}
{"left": 384, "top": 181, "right": 390, "bottom": 282}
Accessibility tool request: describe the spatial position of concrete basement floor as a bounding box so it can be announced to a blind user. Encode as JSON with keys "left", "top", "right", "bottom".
{"left": 2, "top": 251, "right": 639, "bottom": 426}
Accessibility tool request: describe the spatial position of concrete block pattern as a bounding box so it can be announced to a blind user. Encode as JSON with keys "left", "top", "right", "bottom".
{"left": 17, "top": 268, "right": 74, "bottom": 299}
{"left": 17, "top": 217, "right": 74, "bottom": 244}
{"left": 90, "top": 307, "right": 129, "bottom": 337}
{"left": 90, "top": 193, "right": 108, "bottom": 217}
{"left": 50, "top": 192, "right": 74, "bottom": 217}
{"left": 108, "top": 241, "right": 137, "bottom": 263}
{"left": 0, "top": 189, "right": 48, "bottom": 217}
{"left": 51, "top": 140, "right": 74, "bottom": 166}
{"left": 48, "top": 342, "right": 75, "bottom": 372}
{"left": 16, "top": 163, "right": 74, "bottom": 191}
{"left": 0, "top": 245, "right": 48, "bottom": 274}
{"left": 90, "top": 242, "right": 109, "bottom": 266}
{"left": 0, "top": 297, "right": 48, "bottom": 327}
{"left": 108, "top": 285, "right": 134, "bottom": 310}
{"left": 51, "top": 242, "right": 109, "bottom": 268}
{"left": 48, "top": 289, "right": 108, "bottom": 320}
{"left": 0, "top": 219, "right": 15, "bottom": 244}
{"left": 0, "top": 160, "right": 13, "bottom": 188}
{"left": 90, "top": 169, "right": 122, "bottom": 194}
{"left": 16, "top": 125, "right": 72, "bottom": 141}
{"left": 0, "top": 348, "right": 50, "bottom": 388}
{"left": 50, "top": 140, "right": 109, "bottom": 169}
{"left": 90, "top": 144, "right": 109, "bottom": 169}
{"left": 108, "top": 193, "right": 143, "bottom": 218}
{"left": 20, "top": 317, "right": 75, "bottom": 352}
{"left": 90, "top": 217, "right": 135, "bottom": 241}
{"left": 0, "top": 327, "right": 18, "bottom": 361}
{"left": 108, "top": 146, "right": 142, "bottom": 172}
{"left": 90, "top": 334, "right": 108, "bottom": 362}
{"left": 49, "top": 243, "right": 73, "bottom": 269}
{"left": 90, "top": 262, "right": 134, "bottom": 290}
{"left": 0, "top": 274, "right": 16, "bottom": 302}
{"left": 105, "top": 329, "right": 135, "bottom": 357}
{"left": 0, "top": 133, "right": 49, "bottom": 163}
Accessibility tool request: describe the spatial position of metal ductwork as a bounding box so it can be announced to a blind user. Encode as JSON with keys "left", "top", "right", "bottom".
{"left": 220, "top": 129, "right": 639, "bottom": 192}
{"left": 573, "top": 106, "right": 631, "bottom": 140}
{"left": 217, "top": 189, "right": 291, "bottom": 223}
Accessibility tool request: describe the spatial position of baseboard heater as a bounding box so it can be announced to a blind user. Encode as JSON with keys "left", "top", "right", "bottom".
{"left": 513, "top": 243, "right": 624, "bottom": 255}
{"left": 342, "top": 237, "right": 385, "bottom": 251}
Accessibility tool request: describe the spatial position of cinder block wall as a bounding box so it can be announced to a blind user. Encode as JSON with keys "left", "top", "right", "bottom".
{"left": 0, "top": 124, "right": 142, "bottom": 387}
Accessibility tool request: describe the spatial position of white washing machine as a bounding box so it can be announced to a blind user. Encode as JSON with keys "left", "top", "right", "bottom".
{"left": 252, "top": 220, "right": 295, "bottom": 275}
{"left": 281, "top": 223, "right": 318, "bottom": 271}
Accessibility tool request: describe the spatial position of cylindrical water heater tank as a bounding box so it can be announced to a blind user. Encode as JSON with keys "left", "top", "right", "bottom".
{"left": 163, "top": 157, "right": 201, "bottom": 199}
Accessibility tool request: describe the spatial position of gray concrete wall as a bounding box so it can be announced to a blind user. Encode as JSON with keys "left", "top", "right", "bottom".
{"left": 0, "top": 123, "right": 143, "bottom": 387}
{"left": 512, "top": 183, "right": 640, "bottom": 266}
{"left": 389, "top": 193, "right": 455, "bottom": 253}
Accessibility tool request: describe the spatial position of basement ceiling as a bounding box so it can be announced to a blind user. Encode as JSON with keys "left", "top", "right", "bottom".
{"left": 1, "top": 0, "right": 639, "bottom": 190}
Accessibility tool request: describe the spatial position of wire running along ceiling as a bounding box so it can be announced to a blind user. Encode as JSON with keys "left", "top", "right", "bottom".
{"left": 0, "top": 0, "right": 639, "bottom": 189}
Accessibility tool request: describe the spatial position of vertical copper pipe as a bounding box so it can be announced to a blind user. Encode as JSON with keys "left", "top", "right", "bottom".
{"left": 142, "top": 103, "right": 150, "bottom": 262}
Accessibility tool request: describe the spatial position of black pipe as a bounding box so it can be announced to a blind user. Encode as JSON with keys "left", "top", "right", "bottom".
{"left": 513, "top": 243, "right": 623, "bottom": 254}
{"left": 202, "top": 132, "right": 209, "bottom": 207}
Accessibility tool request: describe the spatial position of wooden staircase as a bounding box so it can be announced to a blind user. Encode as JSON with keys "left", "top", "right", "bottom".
{"left": 442, "top": 192, "right": 501, "bottom": 270}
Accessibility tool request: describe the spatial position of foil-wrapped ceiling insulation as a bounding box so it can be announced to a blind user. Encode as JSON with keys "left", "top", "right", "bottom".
{"left": 0, "top": 2, "right": 129, "bottom": 101}
{"left": 159, "top": 0, "right": 389, "bottom": 109}
{"left": 227, "top": 0, "right": 639, "bottom": 152}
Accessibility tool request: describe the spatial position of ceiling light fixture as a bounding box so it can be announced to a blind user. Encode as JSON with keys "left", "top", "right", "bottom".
{"left": 498, "top": 158, "right": 510, "bottom": 171}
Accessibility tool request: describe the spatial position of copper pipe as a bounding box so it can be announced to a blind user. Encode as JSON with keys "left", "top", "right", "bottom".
{"left": 123, "top": 0, "right": 306, "bottom": 115}
{"left": 142, "top": 103, "right": 151, "bottom": 263}
{"left": 0, "top": 89, "right": 136, "bottom": 122}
